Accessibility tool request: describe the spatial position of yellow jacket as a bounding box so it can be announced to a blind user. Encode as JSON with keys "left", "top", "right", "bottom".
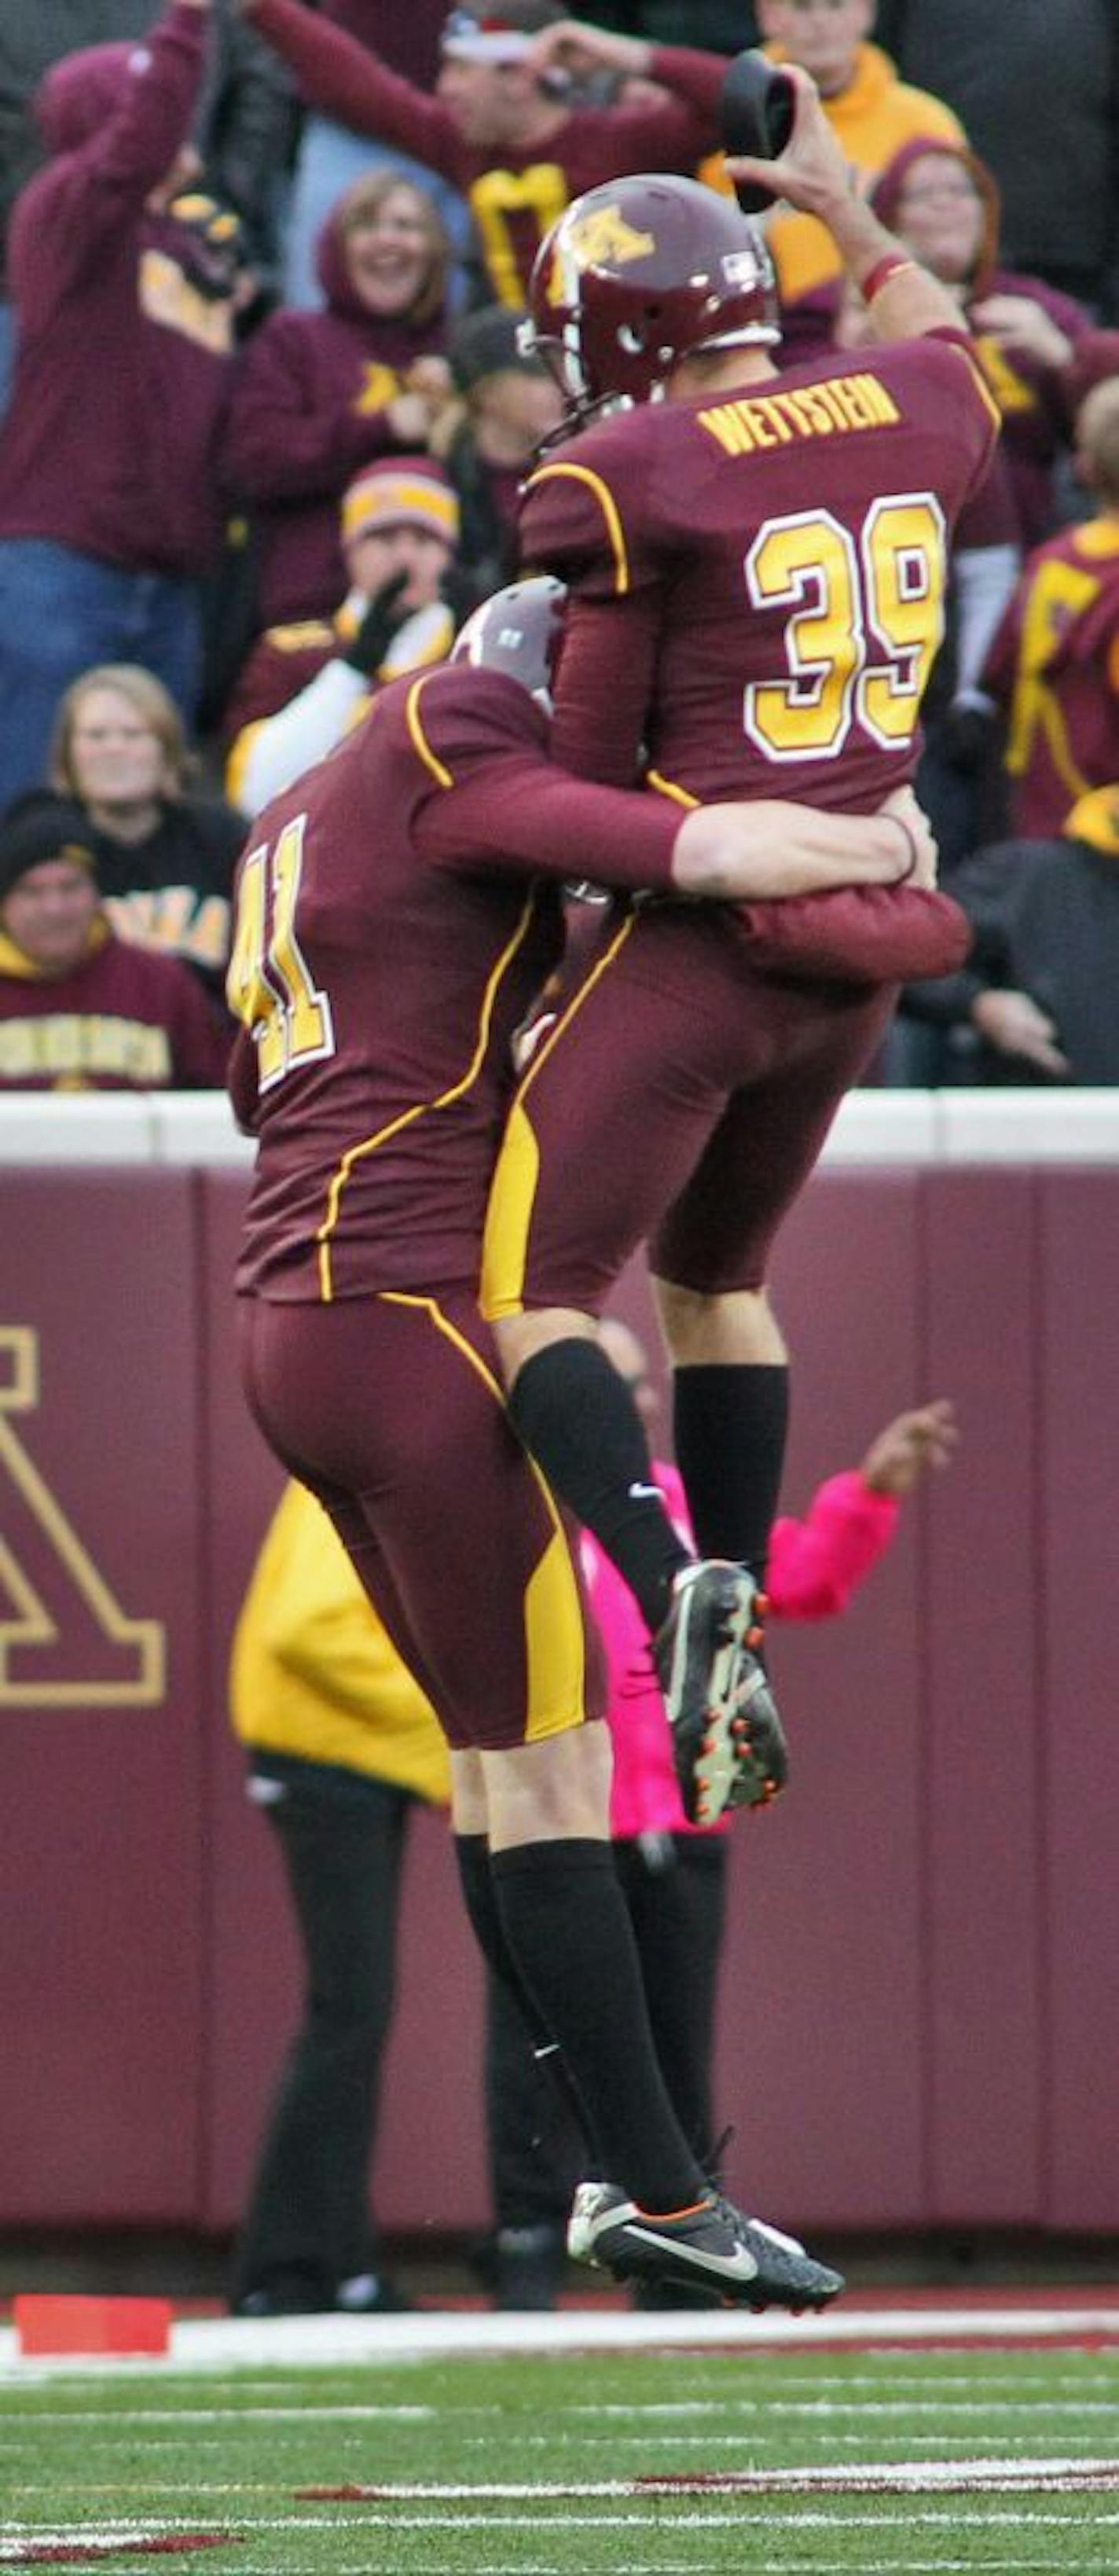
{"left": 230, "top": 1481, "right": 451, "bottom": 1802}
{"left": 700, "top": 42, "right": 964, "bottom": 304}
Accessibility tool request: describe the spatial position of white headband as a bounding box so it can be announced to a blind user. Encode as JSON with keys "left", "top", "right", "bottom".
{"left": 441, "top": 16, "right": 534, "bottom": 63}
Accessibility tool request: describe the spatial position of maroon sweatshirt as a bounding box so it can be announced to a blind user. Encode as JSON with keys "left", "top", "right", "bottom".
{"left": 0, "top": 920, "right": 229, "bottom": 1090}
{"left": 249, "top": 0, "right": 726, "bottom": 305}
{"left": 321, "top": 0, "right": 446, "bottom": 90}
{"left": 222, "top": 195, "right": 449, "bottom": 626}
{"left": 0, "top": 6, "right": 235, "bottom": 573}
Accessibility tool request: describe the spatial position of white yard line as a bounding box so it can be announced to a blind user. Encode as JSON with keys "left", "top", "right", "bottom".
{"left": 4, "top": 2508, "right": 1119, "bottom": 2536}
{"left": 2, "top": 2301, "right": 1118, "bottom": 2378}
{"left": 289, "top": 2460, "right": 1119, "bottom": 2497}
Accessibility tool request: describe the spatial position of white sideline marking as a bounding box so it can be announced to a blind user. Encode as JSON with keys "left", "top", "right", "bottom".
{"left": 2, "top": 2301, "right": 1118, "bottom": 2377}
{"left": 5, "top": 2510, "right": 1119, "bottom": 2536}
{"left": 295, "top": 2461, "right": 1119, "bottom": 2497}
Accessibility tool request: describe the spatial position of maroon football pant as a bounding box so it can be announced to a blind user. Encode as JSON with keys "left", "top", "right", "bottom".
{"left": 237, "top": 1289, "right": 602, "bottom": 1751}
{"left": 482, "top": 901, "right": 896, "bottom": 1314}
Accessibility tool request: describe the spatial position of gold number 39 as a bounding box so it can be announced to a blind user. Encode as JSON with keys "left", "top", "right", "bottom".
{"left": 743, "top": 494, "right": 947, "bottom": 761}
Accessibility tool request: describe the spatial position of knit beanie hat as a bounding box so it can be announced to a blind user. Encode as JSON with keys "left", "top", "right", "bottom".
{"left": 0, "top": 794, "right": 98, "bottom": 903}
{"left": 340, "top": 457, "right": 460, "bottom": 548}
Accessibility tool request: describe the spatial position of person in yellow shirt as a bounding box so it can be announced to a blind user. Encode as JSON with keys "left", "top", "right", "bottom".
{"left": 228, "top": 1478, "right": 449, "bottom": 2317}
{"left": 699, "top": 0, "right": 964, "bottom": 305}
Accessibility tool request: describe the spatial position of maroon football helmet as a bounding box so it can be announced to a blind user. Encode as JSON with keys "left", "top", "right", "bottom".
{"left": 449, "top": 575, "right": 567, "bottom": 705}
{"left": 524, "top": 172, "right": 780, "bottom": 424}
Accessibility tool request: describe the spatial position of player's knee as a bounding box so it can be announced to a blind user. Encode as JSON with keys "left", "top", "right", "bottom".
{"left": 495, "top": 1308, "right": 593, "bottom": 1391}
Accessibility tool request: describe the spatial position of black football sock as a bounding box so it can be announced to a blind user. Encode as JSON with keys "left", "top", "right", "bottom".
{"left": 491, "top": 1838, "right": 707, "bottom": 2212}
{"left": 509, "top": 1339, "right": 690, "bottom": 1633}
{"left": 672, "top": 1361, "right": 791, "bottom": 1581}
{"left": 454, "top": 1832, "right": 596, "bottom": 2159}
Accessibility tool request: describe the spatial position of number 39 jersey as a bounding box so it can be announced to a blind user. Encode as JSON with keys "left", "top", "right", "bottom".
{"left": 519, "top": 331, "right": 1000, "bottom": 810}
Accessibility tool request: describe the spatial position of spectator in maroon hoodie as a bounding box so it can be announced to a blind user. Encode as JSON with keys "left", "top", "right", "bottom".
{"left": 223, "top": 167, "right": 453, "bottom": 636}
{"left": 0, "top": 789, "right": 229, "bottom": 1090}
{"left": 276, "top": 0, "right": 473, "bottom": 314}
{"left": 784, "top": 135, "right": 1107, "bottom": 552}
{"left": 871, "top": 139, "right": 1109, "bottom": 550}
{"left": 0, "top": 0, "right": 243, "bottom": 810}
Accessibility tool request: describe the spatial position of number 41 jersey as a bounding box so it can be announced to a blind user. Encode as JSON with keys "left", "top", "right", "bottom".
{"left": 519, "top": 331, "right": 1000, "bottom": 810}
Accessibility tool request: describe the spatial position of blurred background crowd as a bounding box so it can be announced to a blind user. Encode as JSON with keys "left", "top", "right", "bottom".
{"left": 0, "top": 0, "right": 1117, "bottom": 1092}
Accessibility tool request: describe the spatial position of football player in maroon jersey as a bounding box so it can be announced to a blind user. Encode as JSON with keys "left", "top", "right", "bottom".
{"left": 227, "top": 575, "right": 933, "bottom": 2310}
{"left": 482, "top": 67, "right": 1000, "bottom": 1832}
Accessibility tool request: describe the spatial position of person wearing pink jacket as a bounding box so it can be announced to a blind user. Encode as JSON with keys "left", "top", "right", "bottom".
{"left": 487, "top": 1320, "right": 956, "bottom": 2308}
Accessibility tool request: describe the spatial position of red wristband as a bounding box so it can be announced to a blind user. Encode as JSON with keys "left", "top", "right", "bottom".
{"left": 861, "top": 252, "right": 918, "bottom": 303}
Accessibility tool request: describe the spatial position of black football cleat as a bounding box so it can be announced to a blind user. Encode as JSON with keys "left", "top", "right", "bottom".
{"left": 567, "top": 2181, "right": 843, "bottom": 2311}
{"left": 653, "top": 1560, "right": 787, "bottom": 1825}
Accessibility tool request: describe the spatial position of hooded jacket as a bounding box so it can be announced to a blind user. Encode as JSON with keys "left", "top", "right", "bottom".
{"left": 871, "top": 139, "right": 1097, "bottom": 549}
{"left": 0, "top": 5, "right": 236, "bottom": 573}
{"left": 781, "top": 136, "right": 1100, "bottom": 550}
{"left": 222, "top": 183, "right": 449, "bottom": 627}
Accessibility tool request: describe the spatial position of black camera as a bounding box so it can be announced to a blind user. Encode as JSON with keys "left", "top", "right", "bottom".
{"left": 720, "top": 50, "right": 796, "bottom": 215}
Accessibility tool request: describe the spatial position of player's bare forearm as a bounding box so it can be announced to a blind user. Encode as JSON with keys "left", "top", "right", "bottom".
{"left": 670, "top": 790, "right": 934, "bottom": 902}
{"left": 725, "top": 63, "right": 964, "bottom": 340}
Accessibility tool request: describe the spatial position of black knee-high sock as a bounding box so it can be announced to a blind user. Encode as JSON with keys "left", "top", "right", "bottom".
{"left": 509, "top": 1339, "right": 689, "bottom": 1633}
{"left": 491, "top": 1839, "right": 707, "bottom": 2212}
{"left": 673, "top": 1362, "right": 790, "bottom": 1579}
{"left": 454, "top": 1832, "right": 597, "bottom": 2160}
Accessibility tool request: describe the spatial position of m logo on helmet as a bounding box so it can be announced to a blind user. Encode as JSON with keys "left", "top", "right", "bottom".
{"left": 563, "top": 206, "right": 656, "bottom": 270}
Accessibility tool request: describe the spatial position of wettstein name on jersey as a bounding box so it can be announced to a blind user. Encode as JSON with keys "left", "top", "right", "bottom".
{"left": 698, "top": 372, "right": 902, "bottom": 457}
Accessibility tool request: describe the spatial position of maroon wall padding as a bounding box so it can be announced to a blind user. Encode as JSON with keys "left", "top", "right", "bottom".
{"left": 1038, "top": 1173, "right": 1119, "bottom": 2229}
{"left": 920, "top": 1179, "right": 1049, "bottom": 2225}
{"left": 0, "top": 1175, "right": 206, "bottom": 2222}
{"left": 710, "top": 1174, "right": 929, "bottom": 2229}
{"left": 1, "top": 1159, "right": 1116, "bottom": 2240}
{"left": 920, "top": 1170, "right": 1044, "bottom": 2226}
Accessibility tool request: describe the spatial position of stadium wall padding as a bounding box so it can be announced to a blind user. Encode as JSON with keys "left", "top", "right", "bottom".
{"left": 0, "top": 1159, "right": 1114, "bottom": 2239}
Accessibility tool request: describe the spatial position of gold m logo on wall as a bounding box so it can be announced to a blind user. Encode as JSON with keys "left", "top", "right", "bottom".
{"left": 0, "top": 1328, "right": 165, "bottom": 1707}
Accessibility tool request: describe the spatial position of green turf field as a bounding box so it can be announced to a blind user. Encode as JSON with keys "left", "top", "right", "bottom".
{"left": 3, "top": 2340, "right": 1119, "bottom": 2571}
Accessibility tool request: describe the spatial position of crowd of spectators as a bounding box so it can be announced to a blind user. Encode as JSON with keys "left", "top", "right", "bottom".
{"left": 0, "top": 0, "right": 1116, "bottom": 1093}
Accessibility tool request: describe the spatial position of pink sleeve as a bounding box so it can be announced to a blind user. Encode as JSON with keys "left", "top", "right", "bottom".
{"left": 766, "top": 1472, "right": 901, "bottom": 1622}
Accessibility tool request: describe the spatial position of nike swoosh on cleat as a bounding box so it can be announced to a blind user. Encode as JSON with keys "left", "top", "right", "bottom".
{"left": 618, "top": 2225, "right": 761, "bottom": 2282}
{"left": 627, "top": 1482, "right": 663, "bottom": 1501}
